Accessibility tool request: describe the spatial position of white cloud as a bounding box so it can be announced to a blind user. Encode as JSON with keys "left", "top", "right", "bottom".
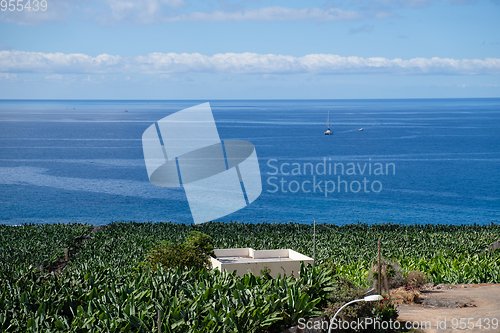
{"left": 1, "top": 2, "right": 373, "bottom": 24}
{"left": 99, "top": 0, "right": 185, "bottom": 24}
{"left": 352, "top": 0, "right": 476, "bottom": 9}
{"left": 163, "top": 6, "right": 363, "bottom": 22}
{"left": 0, "top": 0, "right": 486, "bottom": 25}
{"left": 0, "top": 51, "right": 122, "bottom": 73}
{"left": 0, "top": 73, "right": 17, "bottom": 79}
{"left": 1, "top": 50, "right": 499, "bottom": 75}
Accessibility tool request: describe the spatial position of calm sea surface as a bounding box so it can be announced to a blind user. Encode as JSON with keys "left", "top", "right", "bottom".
{"left": 0, "top": 99, "right": 499, "bottom": 225}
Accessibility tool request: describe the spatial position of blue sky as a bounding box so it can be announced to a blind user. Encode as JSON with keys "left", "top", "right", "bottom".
{"left": 0, "top": 0, "right": 499, "bottom": 99}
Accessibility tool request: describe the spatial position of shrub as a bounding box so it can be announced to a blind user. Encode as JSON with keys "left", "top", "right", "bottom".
{"left": 371, "top": 296, "right": 398, "bottom": 330}
{"left": 369, "top": 259, "right": 405, "bottom": 293}
{"left": 146, "top": 231, "right": 215, "bottom": 271}
{"left": 186, "top": 230, "right": 216, "bottom": 258}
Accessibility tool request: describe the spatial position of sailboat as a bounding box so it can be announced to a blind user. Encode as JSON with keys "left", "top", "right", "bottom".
{"left": 324, "top": 111, "right": 332, "bottom": 135}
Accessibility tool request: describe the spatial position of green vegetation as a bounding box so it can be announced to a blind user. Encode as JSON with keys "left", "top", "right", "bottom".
{"left": 146, "top": 231, "right": 216, "bottom": 271}
{"left": 0, "top": 223, "right": 92, "bottom": 276}
{"left": 0, "top": 221, "right": 499, "bottom": 332}
{"left": 0, "top": 263, "right": 334, "bottom": 332}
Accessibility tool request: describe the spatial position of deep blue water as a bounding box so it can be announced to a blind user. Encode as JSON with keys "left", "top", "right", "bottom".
{"left": 0, "top": 99, "right": 499, "bottom": 226}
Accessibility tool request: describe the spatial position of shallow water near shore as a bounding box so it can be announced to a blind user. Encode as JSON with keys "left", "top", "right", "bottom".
{"left": 0, "top": 99, "right": 499, "bottom": 225}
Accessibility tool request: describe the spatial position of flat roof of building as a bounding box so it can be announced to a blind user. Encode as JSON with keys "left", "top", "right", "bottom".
{"left": 216, "top": 256, "right": 294, "bottom": 264}
{"left": 210, "top": 248, "right": 314, "bottom": 278}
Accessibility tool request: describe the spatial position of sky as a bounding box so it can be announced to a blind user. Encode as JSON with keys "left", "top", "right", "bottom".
{"left": 0, "top": 0, "right": 499, "bottom": 99}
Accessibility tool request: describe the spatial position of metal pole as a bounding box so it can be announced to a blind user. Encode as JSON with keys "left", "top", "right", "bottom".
{"left": 313, "top": 220, "right": 316, "bottom": 267}
{"left": 158, "top": 310, "right": 162, "bottom": 333}
{"left": 377, "top": 240, "right": 381, "bottom": 296}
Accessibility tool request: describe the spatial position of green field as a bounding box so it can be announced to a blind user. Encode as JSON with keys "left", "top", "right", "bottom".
{"left": 1, "top": 222, "right": 499, "bottom": 332}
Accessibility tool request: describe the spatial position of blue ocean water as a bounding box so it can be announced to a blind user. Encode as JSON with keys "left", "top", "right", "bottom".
{"left": 0, "top": 99, "right": 499, "bottom": 226}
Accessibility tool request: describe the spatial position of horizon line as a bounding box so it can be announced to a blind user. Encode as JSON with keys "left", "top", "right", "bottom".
{"left": 1, "top": 97, "right": 500, "bottom": 101}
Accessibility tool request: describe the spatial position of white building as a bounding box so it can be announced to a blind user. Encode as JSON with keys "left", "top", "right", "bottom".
{"left": 210, "top": 248, "right": 314, "bottom": 278}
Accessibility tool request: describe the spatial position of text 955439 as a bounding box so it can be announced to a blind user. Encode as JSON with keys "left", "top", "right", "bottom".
{"left": 1, "top": 0, "right": 47, "bottom": 11}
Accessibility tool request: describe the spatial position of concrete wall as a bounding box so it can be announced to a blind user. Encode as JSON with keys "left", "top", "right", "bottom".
{"left": 226, "top": 260, "right": 303, "bottom": 279}
{"left": 213, "top": 248, "right": 250, "bottom": 257}
{"left": 210, "top": 256, "right": 223, "bottom": 272}
{"left": 288, "top": 249, "right": 313, "bottom": 261}
{"left": 252, "top": 249, "right": 289, "bottom": 259}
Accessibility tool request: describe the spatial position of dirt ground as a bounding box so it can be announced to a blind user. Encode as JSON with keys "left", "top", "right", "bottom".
{"left": 396, "top": 284, "right": 500, "bottom": 333}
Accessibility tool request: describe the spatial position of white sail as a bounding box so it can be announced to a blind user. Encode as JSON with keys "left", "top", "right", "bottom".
{"left": 324, "top": 111, "right": 332, "bottom": 135}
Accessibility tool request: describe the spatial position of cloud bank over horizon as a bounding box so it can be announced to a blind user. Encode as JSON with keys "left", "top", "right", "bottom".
{"left": 2, "top": 0, "right": 493, "bottom": 25}
{"left": 1, "top": 50, "right": 499, "bottom": 76}
{"left": 161, "top": 7, "right": 367, "bottom": 22}
{"left": 0, "top": 4, "right": 386, "bottom": 25}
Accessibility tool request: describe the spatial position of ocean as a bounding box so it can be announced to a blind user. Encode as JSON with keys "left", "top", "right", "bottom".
{"left": 0, "top": 99, "right": 499, "bottom": 226}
